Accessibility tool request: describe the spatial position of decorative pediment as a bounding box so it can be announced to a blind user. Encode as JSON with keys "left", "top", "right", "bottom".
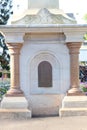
{"left": 12, "top": 8, "right": 76, "bottom": 25}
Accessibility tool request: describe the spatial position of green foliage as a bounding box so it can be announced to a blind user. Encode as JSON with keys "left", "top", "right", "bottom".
{"left": 7, "top": 73, "right": 10, "bottom": 78}
{"left": 80, "top": 83, "right": 87, "bottom": 92}
{"left": 0, "top": 0, "right": 13, "bottom": 25}
{"left": 0, "top": 83, "right": 10, "bottom": 98}
{"left": 82, "top": 87, "right": 87, "bottom": 92}
{"left": 0, "top": 87, "right": 7, "bottom": 97}
{"left": 0, "top": 0, "right": 13, "bottom": 70}
{"left": 0, "top": 72, "right": 2, "bottom": 77}
{"left": 83, "top": 33, "right": 87, "bottom": 40}
{"left": 83, "top": 14, "right": 87, "bottom": 23}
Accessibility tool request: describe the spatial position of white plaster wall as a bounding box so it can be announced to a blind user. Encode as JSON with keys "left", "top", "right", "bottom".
{"left": 20, "top": 40, "right": 70, "bottom": 116}
{"left": 79, "top": 49, "right": 87, "bottom": 61}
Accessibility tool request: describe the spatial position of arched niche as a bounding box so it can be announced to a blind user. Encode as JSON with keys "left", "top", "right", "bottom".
{"left": 29, "top": 52, "right": 61, "bottom": 94}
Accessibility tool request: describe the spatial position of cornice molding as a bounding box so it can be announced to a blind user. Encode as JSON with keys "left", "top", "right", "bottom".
{"left": 0, "top": 24, "right": 87, "bottom": 43}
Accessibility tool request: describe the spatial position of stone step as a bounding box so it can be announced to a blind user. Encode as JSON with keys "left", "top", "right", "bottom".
{"left": 62, "top": 96, "right": 87, "bottom": 108}
{"left": 60, "top": 108, "right": 87, "bottom": 117}
{"left": 0, "top": 109, "right": 32, "bottom": 119}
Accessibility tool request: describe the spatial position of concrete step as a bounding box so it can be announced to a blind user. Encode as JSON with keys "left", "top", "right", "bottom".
{"left": 0, "top": 109, "right": 32, "bottom": 119}
{"left": 60, "top": 108, "right": 87, "bottom": 117}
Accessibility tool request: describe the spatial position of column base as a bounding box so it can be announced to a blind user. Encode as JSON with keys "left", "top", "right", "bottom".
{"left": 59, "top": 96, "right": 87, "bottom": 117}
{"left": 6, "top": 88, "right": 24, "bottom": 97}
{"left": 67, "top": 88, "right": 85, "bottom": 96}
{"left": 0, "top": 96, "right": 32, "bottom": 119}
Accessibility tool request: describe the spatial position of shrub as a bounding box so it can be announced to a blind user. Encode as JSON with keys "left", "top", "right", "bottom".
{"left": 0, "top": 82, "right": 10, "bottom": 99}
{"left": 0, "top": 72, "right": 2, "bottom": 78}
{"left": 80, "top": 82, "right": 87, "bottom": 92}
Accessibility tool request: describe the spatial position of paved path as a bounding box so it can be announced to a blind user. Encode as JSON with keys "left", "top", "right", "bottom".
{"left": 0, "top": 116, "right": 87, "bottom": 130}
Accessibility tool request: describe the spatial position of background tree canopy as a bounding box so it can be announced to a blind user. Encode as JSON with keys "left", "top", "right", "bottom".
{"left": 0, "top": 0, "right": 13, "bottom": 25}
{"left": 83, "top": 33, "right": 87, "bottom": 40}
{"left": 83, "top": 14, "right": 87, "bottom": 24}
{"left": 0, "top": 0, "right": 13, "bottom": 70}
{"left": 0, "top": 33, "right": 10, "bottom": 70}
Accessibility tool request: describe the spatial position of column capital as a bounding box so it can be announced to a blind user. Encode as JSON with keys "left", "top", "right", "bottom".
{"left": 6, "top": 43, "right": 23, "bottom": 55}
{"left": 66, "top": 42, "right": 82, "bottom": 54}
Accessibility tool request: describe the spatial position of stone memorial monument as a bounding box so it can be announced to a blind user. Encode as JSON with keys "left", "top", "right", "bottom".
{"left": 0, "top": 0, "right": 87, "bottom": 118}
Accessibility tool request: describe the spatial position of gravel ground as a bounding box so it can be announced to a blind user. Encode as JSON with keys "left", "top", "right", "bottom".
{"left": 0, "top": 116, "right": 87, "bottom": 130}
